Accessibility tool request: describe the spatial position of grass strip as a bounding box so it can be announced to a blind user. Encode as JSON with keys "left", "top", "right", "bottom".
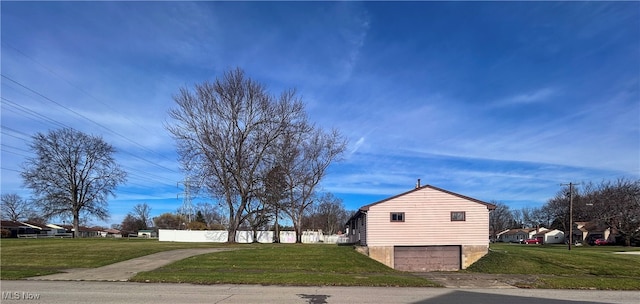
{"left": 0, "top": 238, "right": 222, "bottom": 279}
{"left": 131, "top": 243, "right": 438, "bottom": 287}
{"left": 465, "top": 243, "right": 640, "bottom": 290}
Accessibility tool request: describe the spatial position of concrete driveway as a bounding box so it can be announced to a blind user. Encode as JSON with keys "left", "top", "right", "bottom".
{"left": 27, "top": 248, "right": 231, "bottom": 281}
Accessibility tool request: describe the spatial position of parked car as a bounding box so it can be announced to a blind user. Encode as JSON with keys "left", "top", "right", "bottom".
{"left": 523, "top": 238, "right": 541, "bottom": 244}
{"left": 594, "top": 238, "right": 609, "bottom": 246}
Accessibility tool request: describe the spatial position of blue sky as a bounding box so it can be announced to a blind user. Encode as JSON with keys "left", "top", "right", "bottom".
{"left": 1, "top": 1, "right": 638, "bottom": 227}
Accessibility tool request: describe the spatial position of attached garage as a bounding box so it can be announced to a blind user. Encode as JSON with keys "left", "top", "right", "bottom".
{"left": 394, "top": 246, "right": 461, "bottom": 272}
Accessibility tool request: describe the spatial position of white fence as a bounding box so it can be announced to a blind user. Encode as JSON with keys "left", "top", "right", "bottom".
{"left": 159, "top": 229, "right": 349, "bottom": 244}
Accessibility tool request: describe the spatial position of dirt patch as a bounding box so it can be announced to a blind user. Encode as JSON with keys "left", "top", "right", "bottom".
{"left": 414, "top": 272, "right": 539, "bottom": 289}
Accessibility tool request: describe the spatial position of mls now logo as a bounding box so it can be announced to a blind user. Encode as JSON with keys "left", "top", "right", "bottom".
{"left": 2, "top": 291, "right": 41, "bottom": 300}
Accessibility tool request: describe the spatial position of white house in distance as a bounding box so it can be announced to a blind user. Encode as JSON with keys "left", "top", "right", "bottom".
{"left": 345, "top": 182, "right": 496, "bottom": 271}
{"left": 533, "top": 229, "right": 565, "bottom": 244}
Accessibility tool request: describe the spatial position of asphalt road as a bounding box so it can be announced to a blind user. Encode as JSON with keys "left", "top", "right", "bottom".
{"left": 2, "top": 281, "right": 639, "bottom": 304}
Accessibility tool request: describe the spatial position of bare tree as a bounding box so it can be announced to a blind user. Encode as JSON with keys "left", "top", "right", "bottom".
{"left": 278, "top": 128, "right": 347, "bottom": 243}
{"left": 303, "top": 192, "right": 349, "bottom": 235}
{"left": 488, "top": 201, "right": 513, "bottom": 241}
{"left": 21, "top": 128, "right": 127, "bottom": 237}
{"left": 120, "top": 214, "right": 145, "bottom": 236}
{"left": 195, "top": 202, "right": 226, "bottom": 229}
{"left": 131, "top": 203, "right": 152, "bottom": 229}
{"left": 587, "top": 178, "right": 640, "bottom": 246}
{"left": 153, "top": 213, "right": 187, "bottom": 229}
{"left": 167, "top": 68, "right": 307, "bottom": 242}
{"left": 1, "top": 193, "right": 34, "bottom": 221}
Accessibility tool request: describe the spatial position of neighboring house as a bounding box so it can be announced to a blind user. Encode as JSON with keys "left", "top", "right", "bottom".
{"left": 61, "top": 225, "right": 102, "bottom": 238}
{"left": 345, "top": 183, "right": 496, "bottom": 271}
{"left": 574, "top": 221, "right": 617, "bottom": 244}
{"left": 46, "top": 224, "right": 72, "bottom": 237}
{"left": 498, "top": 228, "right": 545, "bottom": 243}
{"left": 101, "top": 228, "right": 122, "bottom": 238}
{"left": 533, "top": 229, "right": 565, "bottom": 244}
{"left": 138, "top": 230, "right": 157, "bottom": 238}
{"left": 1, "top": 220, "right": 33, "bottom": 238}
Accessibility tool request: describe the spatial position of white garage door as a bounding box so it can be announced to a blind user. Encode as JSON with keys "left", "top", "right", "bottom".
{"left": 394, "top": 246, "right": 461, "bottom": 271}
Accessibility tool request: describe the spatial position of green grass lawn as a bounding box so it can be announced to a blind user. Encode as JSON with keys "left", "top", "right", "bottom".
{"left": 466, "top": 243, "right": 640, "bottom": 290}
{"left": 0, "top": 238, "right": 222, "bottom": 279}
{"left": 130, "top": 243, "right": 436, "bottom": 287}
{"left": 2, "top": 238, "right": 639, "bottom": 289}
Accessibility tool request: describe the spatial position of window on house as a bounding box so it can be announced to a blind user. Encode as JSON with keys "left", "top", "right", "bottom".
{"left": 451, "top": 211, "right": 466, "bottom": 221}
{"left": 390, "top": 212, "right": 405, "bottom": 222}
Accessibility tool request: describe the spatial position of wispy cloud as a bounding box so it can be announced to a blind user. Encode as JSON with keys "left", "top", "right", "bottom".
{"left": 492, "top": 87, "right": 558, "bottom": 107}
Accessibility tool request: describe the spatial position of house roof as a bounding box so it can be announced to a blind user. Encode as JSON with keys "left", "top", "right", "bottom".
{"left": 22, "top": 221, "right": 50, "bottom": 230}
{"left": 359, "top": 184, "right": 496, "bottom": 211}
{"left": 502, "top": 228, "right": 533, "bottom": 235}
{"left": 577, "top": 221, "right": 610, "bottom": 233}
{"left": 1, "top": 220, "right": 26, "bottom": 228}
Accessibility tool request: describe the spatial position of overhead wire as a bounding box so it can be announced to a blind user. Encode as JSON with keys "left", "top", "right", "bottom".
{"left": 0, "top": 43, "right": 191, "bottom": 202}
{"left": 1, "top": 74, "right": 179, "bottom": 174}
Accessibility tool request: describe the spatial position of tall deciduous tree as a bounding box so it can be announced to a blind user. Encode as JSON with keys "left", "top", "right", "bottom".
{"left": 21, "top": 128, "right": 127, "bottom": 237}
{"left": 167, "top": 68, "right": 308, "bottom": 242}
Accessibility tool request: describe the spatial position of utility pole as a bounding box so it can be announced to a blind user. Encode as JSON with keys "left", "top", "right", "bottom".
{"left": 561, "top": 182, "right": 579, "bottom": 251}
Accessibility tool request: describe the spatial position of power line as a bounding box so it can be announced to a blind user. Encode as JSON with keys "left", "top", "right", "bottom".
{"left": 1, "top": 74, "right": 178, "bottom": 174}
{"left": 2, "top": 41, "right": 158, "bottom": 136}
{"left": 2, "top": 97, "right": 69, "bottom": 129}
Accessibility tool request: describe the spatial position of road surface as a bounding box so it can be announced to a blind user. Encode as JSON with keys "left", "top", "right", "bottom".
{"left": 2, "top": 280, "right": 639, "bottom": 304}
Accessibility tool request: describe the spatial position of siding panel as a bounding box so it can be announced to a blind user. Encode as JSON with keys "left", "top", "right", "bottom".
{"left": 366, "top": 187, "right": 490, "bottom": 247}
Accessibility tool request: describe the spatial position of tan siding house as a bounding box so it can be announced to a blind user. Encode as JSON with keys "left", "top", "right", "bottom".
{"left": 346, "top": 184, "right": 495, "bottom": 271}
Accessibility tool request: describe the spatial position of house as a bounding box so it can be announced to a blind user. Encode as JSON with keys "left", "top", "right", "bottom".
{"left": 1, "top": 220, "right": 31, "bottom": 238}
{"left": 345, "top": 183, "right": 496, "bottom": 271}
{"left": 574, "top": 221, "right": 617, "bottom": 244}
{"left": 498, "top": 228, "right": 547, "bottom": 243}
{"left": 533, "top": 229, "right": 565, "bottom": 244}
{"left": 60, "top": 225, "right": 103, "bottom": 238}
{"left": 137, "top": 229, "right": 157, "bottom": 238}
{"left": 101, "top": 228, "right": 122, "bottom": 238}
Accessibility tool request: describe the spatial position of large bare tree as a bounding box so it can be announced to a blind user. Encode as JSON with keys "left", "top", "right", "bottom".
{"left": 167, "top": 68, "right": 307, "bottom": 242}
{"left": 21, "top": 128, "right": 127, "bottom": 237}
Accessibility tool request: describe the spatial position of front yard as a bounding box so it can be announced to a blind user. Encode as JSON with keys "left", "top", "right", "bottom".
{"left": 1, "top": 238, "right": 639, "bottom": 289}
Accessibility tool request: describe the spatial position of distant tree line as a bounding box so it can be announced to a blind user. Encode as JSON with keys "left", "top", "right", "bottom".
{"left": 490, "top": 178, "right": 640, "bottom": 246}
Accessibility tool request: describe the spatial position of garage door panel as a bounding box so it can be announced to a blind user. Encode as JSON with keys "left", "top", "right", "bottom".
{"left": 394, "top": 246, "right": 460, "bottom": 272}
